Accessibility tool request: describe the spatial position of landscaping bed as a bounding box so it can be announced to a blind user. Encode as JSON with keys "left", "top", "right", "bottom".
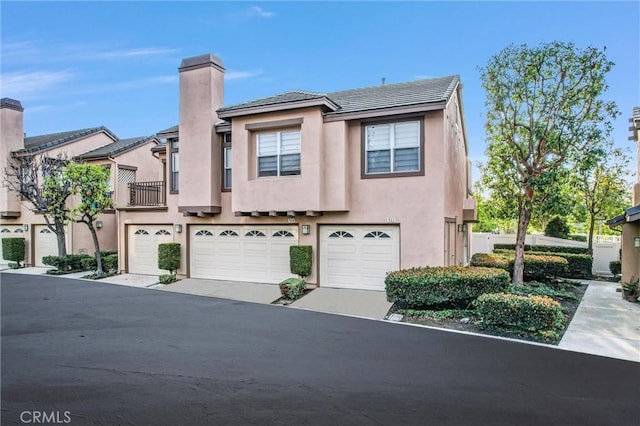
{"left": 386, "top": 279, "right": 587, "bottom": 345}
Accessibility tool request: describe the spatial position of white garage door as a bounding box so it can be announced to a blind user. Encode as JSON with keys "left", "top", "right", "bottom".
{"left": 128, "top": 225, "right": 174, "bottom": 275}
{"left": 320, "top": 225, "right": 400, "bottom": 291}
{"left": 0, "top": 225, "right": 24, "bottom": 265}
{"left": 34, "top": 225, "right": 63, "bottom": 267}
{"left": 190, "top": 225, "right": 298, "bottom": 283}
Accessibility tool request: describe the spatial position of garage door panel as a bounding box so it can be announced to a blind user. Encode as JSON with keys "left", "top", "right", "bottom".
{"left": 128, "top": 225, "right": 173, "bottom": 275}
{"left": 190, "top": 225, "right": 298, "bottom": 283}
{"left": 321, "top": 225, "right": 399, "bottom": 291}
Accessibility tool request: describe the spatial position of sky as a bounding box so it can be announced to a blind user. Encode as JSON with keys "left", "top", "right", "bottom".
{"left": 1, "top": 1, "right": 639, "bottom": 182}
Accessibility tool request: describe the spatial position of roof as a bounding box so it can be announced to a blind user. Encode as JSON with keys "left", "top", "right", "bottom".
{"left": 157, "top": 125, "right": 178, "bottom": 136}
{"left": 607, "top": 204, "right": 640, "bottom": 226}
{"left": 16, "top": 126, "right": 117, "bottom": 155}
{"left": 218, "top": 75, "right": 460, "bottom": 118}
{"left": 76, "top": 136, "right": 159, "bottom": 160}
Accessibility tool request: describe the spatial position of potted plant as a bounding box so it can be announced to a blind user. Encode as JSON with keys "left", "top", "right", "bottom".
{"left": 621, "top": 278, "right": 639, "bottom": 302}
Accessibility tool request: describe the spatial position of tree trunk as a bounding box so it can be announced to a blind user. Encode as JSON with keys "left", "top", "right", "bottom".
{"left": 513, "top": 205, "right": 532, "bottom": 285}
{"left": 587, "top": 214, "right": 596, "bottom": 254}
{"left": 54, "top": 220, "right": 67, "bottom": 257}
{"left": 88, "top": 222, "right": 103, "bottom": 275}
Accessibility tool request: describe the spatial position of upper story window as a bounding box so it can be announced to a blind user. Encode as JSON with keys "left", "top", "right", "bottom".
{"left": 222, "top": 132, "right": 232, "bottom": 190}
{"left": 170, "top": 139, "right": 179, "bottom": 193}
{"left": 364, "top": 120, "right": 421, "bottom": 176}
{"left": 257, "top": 130, "right": 301, "bottom": 177}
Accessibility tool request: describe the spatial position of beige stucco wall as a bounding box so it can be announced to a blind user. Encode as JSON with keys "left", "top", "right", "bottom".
{"left": 0, "top": 106, "right": 25, "bottom": 215}
{"left": 621, "top": 222, "right": 640, "bottom": 284}
{"left": 119, "top": 106, "right": 471, "bottom": 284}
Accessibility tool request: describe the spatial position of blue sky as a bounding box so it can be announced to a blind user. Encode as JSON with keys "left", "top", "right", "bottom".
{"left": 1, "top": 1, "right": 639, "bottom": 180}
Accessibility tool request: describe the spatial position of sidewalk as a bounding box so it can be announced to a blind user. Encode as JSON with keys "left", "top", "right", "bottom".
{"left": 559, "top": 280, "right": 639, "bottom": 362}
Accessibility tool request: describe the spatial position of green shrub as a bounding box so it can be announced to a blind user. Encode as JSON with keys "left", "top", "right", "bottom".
{"left": 493, "top": 244, "right": 589, "bottom": 255}
{"left": 102, "top": 254, "right": 118, "bottom": 273}
{"left": 545, "top": 216, "right": 570, "bottom": 239}
{"left": 474, "top": 292, "right": 562, "bottom": 332}
{"left": 568, "top": 234, "right": 588, "bottom": 242}
{"left": 41, "top": 254, "right": 93, "bottom": 271}
{"left": 100, "top": 250, "right": 117, "bottom": 257}
{"left": 385, "top": 266, "right": 510, "bottom": 308}
{"left": 470, "top": 253, "right": 510, "bottom": 271}
{"left": 473, "top": 252, "right": 569, "bottom": 281}
{"left": 494, "top": 249, "right": 591, "bottom": 279}
{"left": 159, "top": 274, "right": 177, "bottom": 285}
{"left": 158, "top": 243, "right": 180, "bottom": 274}
{"left": 290, "top": 245, "right": 312, "bottom": 277}
{"left": 2, "top": 238, "right": 25, "bottom": 266}
{"left": 81, "top": 257, "right": 97, "bottom": 271}
{"left": 279, "top": 277, "right": 306, "bottom": 300}
{"left": 609, "top": 261, "right": 621, "bottom": 276}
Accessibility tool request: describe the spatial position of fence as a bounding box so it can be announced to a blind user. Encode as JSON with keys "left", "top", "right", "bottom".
{"left": 471, "top": 233, "right": 621, "bottom": 276}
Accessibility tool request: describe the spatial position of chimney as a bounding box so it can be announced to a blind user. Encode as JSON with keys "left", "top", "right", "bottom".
{"left": 0, "top": 98, "right": 24, "bottom": 217}
{"left": 177, "top": 54, "right": 225, "bottom": 215}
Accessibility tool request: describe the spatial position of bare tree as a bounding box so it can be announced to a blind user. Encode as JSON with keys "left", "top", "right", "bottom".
{"left": 4, "top": 153, "right": 73, "bottom": 257}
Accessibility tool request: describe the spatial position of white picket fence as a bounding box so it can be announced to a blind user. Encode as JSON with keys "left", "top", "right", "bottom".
{"left": 471, "top": 233, "right": 621, "bottom": 276}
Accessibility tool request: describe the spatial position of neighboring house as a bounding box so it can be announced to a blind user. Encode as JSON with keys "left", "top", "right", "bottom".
{"left": 0, "top": 98, "right": 159, "bottom": 267}
{"left": 118, "top": 54, "right": 477, "bottom": 290}
{"left": 607, "top": 107, "right": 640, "bottom": 283}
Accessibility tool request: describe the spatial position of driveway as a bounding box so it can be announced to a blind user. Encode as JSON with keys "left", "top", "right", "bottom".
{"left": 1, "top": 273, "right": 637, "bottom": 426}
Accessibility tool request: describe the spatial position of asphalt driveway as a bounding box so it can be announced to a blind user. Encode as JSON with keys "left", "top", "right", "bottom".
{"left": 1, "top": 273, "right": 638, "bottom": 426}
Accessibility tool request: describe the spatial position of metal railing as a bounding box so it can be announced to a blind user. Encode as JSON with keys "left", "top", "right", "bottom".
{"left": 128, "top": 181, "right": 166, "bottom": 206}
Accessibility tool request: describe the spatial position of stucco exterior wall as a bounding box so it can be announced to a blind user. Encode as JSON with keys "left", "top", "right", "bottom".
{"left": 0, "top": 106, "right": 24, "bottom": 216}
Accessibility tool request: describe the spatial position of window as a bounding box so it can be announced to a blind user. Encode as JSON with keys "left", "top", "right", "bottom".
{"left": 245, "top": 230, "right": 266, "bottom": 237}
{"left": 170, "top": 139, "right": 179, "bottom": 193}
{"left": 155, "top": 230, "right": 171, "bottom": 235}
{"left": 223, "top": 132, "right": 232, "bottom": 189}
{"left": 195, "top": 230, "right": 214, "bottom": 236}
{"left": 273, "top": 230, "right": 294, "bottom": 237}
{"left": 257, "top": 130, "right": 301, "bottom": 177}
{"left": 364, "top": 231, "right": 391, "bottom": 239}
{"left": 364, "top": 120, "right": 420, "bottom": 175}
{"left": 328, "top": 231, "right": 354, "bottom": 238}
{"left": 219, "top": 230, "right": 239, "bottom": 236}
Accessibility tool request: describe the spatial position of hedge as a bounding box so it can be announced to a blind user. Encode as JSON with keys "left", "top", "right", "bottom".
{"left": 609, "top": 261, "right": 621, "bottom": 276}
{"left": 492, "top": 244, "right": 589, "bottom": 255}
{"left": 385, "top": 266, "right": 510, "bottom": 308}
{"left": 290, "top": 245, "right": 312, "bottom": 277}
{"left": 42, "top": 254, "right": 93, "bottom": 271}
{"left": 279, "top": 277, "right": 306, "bottom": 300}
{"left": 79, "top": 252, "right": 118, "bottom": 273}
{"left": 472, "top": 252, "right": 568, "bottom": 281}
{"left": 158, "top": 243, "right": 181, "bottom": 274}
{"left": 493, "top": 249, "right": 591, "bottom": 279}
{"left": 2, "top": 238, "right": 25, "bottom": 265}
{"left": 474, "top": 293, "right": 562, "bottom": 332}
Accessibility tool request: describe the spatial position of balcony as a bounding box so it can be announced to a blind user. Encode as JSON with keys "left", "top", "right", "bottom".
{"left": 128, "top": 181, "right": 166, "bottom": 207}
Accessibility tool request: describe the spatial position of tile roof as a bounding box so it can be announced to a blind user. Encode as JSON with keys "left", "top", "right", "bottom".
{"left": 76, "top": 136, "right": 158, "bottom": 160}
{"left": 157, "top": 125, "right": 179, "bottom": 135}
{"left": 17, "top": 126, "right": 117, "bottom": 154}
{"left": 218, "top": 76, "right": 459, "bottom": 116}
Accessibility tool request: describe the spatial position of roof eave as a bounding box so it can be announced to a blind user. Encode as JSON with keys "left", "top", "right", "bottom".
{"left": 217, "top": 97, "right": 339, "bottom": 120}
{"left": 14, "top": 127, "right": 118, "bottom": 157}
{"left": 323, "top": 101, "right": 447, "bottom": 122}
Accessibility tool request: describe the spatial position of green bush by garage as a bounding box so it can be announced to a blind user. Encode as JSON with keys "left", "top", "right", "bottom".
{"left": 493, "top": 249, "right": 591, "bottom": 278}
{"left": 385, "top": 266, "right": 510, "bottom": 309}
{"left": 471, "top": 252, "right": 569, "bottom": 281}
{"left": 2, "top": 237, "right": 25, "bottom": 267}
{"left": 492, "top": 244, "right": 589, "bottom": 255}
{"left": 474, "top": 292, "right": 562, "bottom": 332}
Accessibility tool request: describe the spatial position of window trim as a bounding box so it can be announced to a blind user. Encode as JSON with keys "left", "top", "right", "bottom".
{"left": 169, "top": 138, "right": 179, "bottom": 194}
{"left": 360, "top": 116, "right": 425, "bottom": 179}
{"left": 222, "top": 132, "right": 232, "bottom": 191}
{"left": 256, "top": 129, "right": 301, "bottom": 178}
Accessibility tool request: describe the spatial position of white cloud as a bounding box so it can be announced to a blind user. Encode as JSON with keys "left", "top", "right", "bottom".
{"left": 225, "top": 70, "right": 263, "bottom": 81}
{"left": 94, "top": 47, "right": 179, "bottom": 60}
{"left": 249, "top": 6, "right": 275, "bottom": 18}
{"left": 0, "top": 70, "right": 75, "bottom": 99}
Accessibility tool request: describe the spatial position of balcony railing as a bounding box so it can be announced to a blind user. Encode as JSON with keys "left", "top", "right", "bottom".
{"left": 128, "top": 181, "right": 166, "bottom": 206}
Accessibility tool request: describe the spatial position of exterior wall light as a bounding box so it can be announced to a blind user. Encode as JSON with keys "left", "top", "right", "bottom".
{"left": 634, "top": 237, "right": 640, "bottom": 248}
{"left": 95, "top": 220, "right": 103, "bottom": 229}
{"left": 302, "top": 225, "right": 311, "bottom": 235}
{"left": 457, "top": 224, "right": 467, "bottom": 232}
{"left": 174, "top": 224, "right": 183, "bottom": 233}
{"left": 22, "top": 224, "right": 29, "bottom": 231}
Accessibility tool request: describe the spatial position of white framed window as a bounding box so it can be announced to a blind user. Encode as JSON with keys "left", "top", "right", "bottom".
{"left": 224, "top": 147, "right": 232, "bottom": 188}
{"left": 365, "top": 121, "right": 420, "bottom": 174}
{"left": 257, "top": 130, "right": 301, "bottom": 177}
